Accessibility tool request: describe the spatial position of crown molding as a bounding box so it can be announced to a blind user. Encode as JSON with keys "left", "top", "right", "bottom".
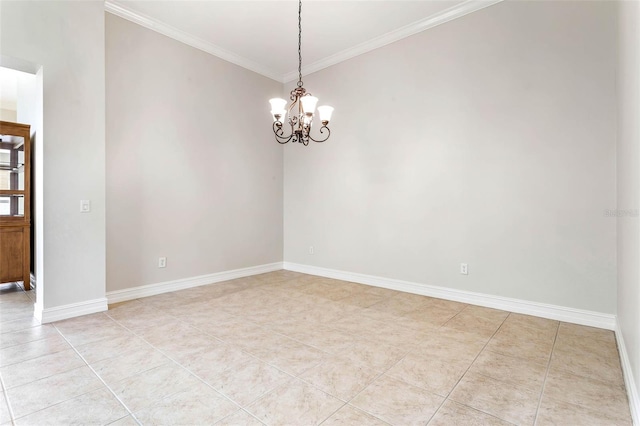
{"left": 104, "top": 0, "right": 283, "bottom": 82}
{"left": 283, "top": 0, "right": 504, "bottom": 83}
{"left": 105, "top": 0, "right": 502, "bottom": 84}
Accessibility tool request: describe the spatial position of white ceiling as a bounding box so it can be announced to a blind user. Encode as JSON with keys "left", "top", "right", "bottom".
{"left": 106, "top": 0, "right": 502, "bottom": 82}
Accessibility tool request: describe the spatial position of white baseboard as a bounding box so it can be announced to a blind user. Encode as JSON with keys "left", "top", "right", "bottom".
{"left": 616, "top": 323, "right": 640, "bottom": 426}
{"left": 283, "top": 262, "right": 616, "bottom": 330}
{"left": 106, "top": 262, "right": 284, "bottom": 305}
{"left": 35, "top": 298, "right": 108, "bottom": 324}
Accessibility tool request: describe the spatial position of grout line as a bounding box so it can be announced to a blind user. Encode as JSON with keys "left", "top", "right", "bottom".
{"left": 0, "top": 284, "right": 32, "bottom": 426}
{"left": 50, "top": 323, "right": 141, "bottom": 425}
{"left": 532, "top": 321, "right": 560, "bottom": 425}
{"left": 0, "top": 369, "right": 17, "bottom": 426}
{"left": 100, "top": 308, "right": 261, "bottom": 421}
{"left": 424, "top": 310, "right": 511, "bottom": 424}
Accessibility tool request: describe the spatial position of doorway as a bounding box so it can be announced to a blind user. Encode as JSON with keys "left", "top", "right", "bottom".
{"left": 0, "top": 62, "right": 42, "bottom": 323}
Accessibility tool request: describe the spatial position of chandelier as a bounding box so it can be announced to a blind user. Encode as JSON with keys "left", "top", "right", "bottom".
{"left": 269, "top": 0, "right": 333, "bottom": 146}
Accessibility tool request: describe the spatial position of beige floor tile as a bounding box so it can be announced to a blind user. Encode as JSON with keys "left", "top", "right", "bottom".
{"left": 56, "top": 318, "right": 132, "bottom": 346}
{"left": 258, "top": 340, "right": 327, "bottom": 377}
{"left": 336, "top": 293, "right": 387, "bottom": 309}
{"left": 536, "top": 396, "right": 632, "bottom": 426}
{"left": 358, "top": 308, "right": 402, "bottom": 325}
{"left": 74, "top": 334, "right": 149, "bottom": 364}
{"left": 386, "top": 353, "right": 466, "bottom": 397}
{"left": 107, "top": 306, "right": 176, "bottom": 333}
{"left": 499, "top": 318, "right": 558, "bottom": 341}
{"left": 216, "top": 409, "right": 265, "bottom": 426}
{"left": 0, "top": 305, "right": 32, "bottom": 324}
{"left": 350, "top": 375, "right": 443, "bottom": 425}
{"left": 442, "top": 311, "right": 504, "bottom": 340}
{"left": 0, "top": 334, "right": 70, "bottom": 367}
{"left": 277, "top": 324, "right": 356, "bottom": 355}
{"left": 54, "top": 311, "right": 114, "bottom": 329}
{"left": 449, "top": 372, "right": 539, "bottom": 425}
{"left": 503, "top": 313, "right": 559, "bottom": 333}
{"left": 469, "top": 350, "right": 547, "bottom": 392}
{"left": 137, "top": 291, "right": 187, "bottom": 308}
{"left": 91, "top": 345, "right": 171, "bottom": 385}
{"left": 0, "top": 316, "right": 40, "bottom": 335}
{"left": 300, "top": 355, "right": 380, "bottom": 401}
{"left": 353, "top": 285, "right": 398, "bottom": 298}
{"left": 110, "top": 363, "right": 200, "bottom": 412}
{"left": 246, "top": 378, "right": 344, "bottom": 425}
{"left": 322, "top": 405, "right": 390, "bottom": 426}
{"left": 207, "top": 359, "right": 292, "bottom": 406}
{"left": 459, "top": 305, "right": 509, "bottom": 322}
{"left": 0, "top": 348, "right": 85, "bottom": 389}
{"left": 345, "top": 339, "right": 407, "bottom": 371}
{"left": 107, "top": 415, "right": 140, "bottom": 426}
{"left": 360, "top": 321, "right": 430, "bottom": 348}
{"left": 428, "top": 400, "right": 512, "bottom": 426}
{"left": 182, "top": 313, "right": 243, "bottom": 332}
{"left": 554, "top": 331, "right": 619, "bottom": 360}
{"left": 368, "top": 296, "right": 426, "bottom": 316}
{"left": 485, "top": 322, "right": 555, "bottom": 362}
{"left": 153, "top": 332, "right": 223, "bottom": 362}
{"left": 266, "top": 317, "right": 311, "bottom": 336}
{"left": 0, "top": 392, "right": 10, "bottom": 425}
{"left": 14, "top": 388, "right": 128, "bottom": 426}
{"left": 0, "top": 325, "right": 58, "bottom": 349}
{"left": 402, "top": 306, "right": 460, "bottom": 328}
{"left": 543, "top": 369, "right": 630, "bottom": 422}
{"left": 185, "top": 343, "right": 256, "bottom": 380}
{"left": 550, "top": 347, "right": 624, "bottom": 386}
{"left": 208, "top": 321, "right": 268, "bottom": 343}
{"left": 413, "top": 334, "right": 484, "bottom": 366}
{"left": 6, "top": 366, "right": 103, "bottom": 419}
{"left": 133, "top": 380, "right": 238, "bottom": 425}
{"left": 134, "top": 321, "right": 203, "bottom": 346}
{"left": 331, "top": 315, "right": 385, "bottom": 335}
{"left": 237, "top": 331, "right": 293, "bottom": 357}
{"left": 428, "top": 327, "right": 490, "bottom": 346}
{"left": 421, "top": 297, "right": 468, "bottom": 311}
{"left": 54, "top": 312, "right": 122, "bottom": 338}
{"left": 557, "top": 322, "right": 616, "bottom": 345}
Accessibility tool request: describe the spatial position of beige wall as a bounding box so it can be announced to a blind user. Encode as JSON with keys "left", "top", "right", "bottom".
{"left": 105, "top": 15, "right": 283, "bottom": 292}
{"left": 617, "top": 0, "right": 640, "bottom": 416}
{"left": 0, "top": 1, "right": 106, "bottom": 313}
{"left": 283, "top": 1, "right": 617, "bottom": 313}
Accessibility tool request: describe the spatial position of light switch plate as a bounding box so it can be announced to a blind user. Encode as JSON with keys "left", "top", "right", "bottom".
{"left": 80, "top": 200, "right": 91, "bottom": 213}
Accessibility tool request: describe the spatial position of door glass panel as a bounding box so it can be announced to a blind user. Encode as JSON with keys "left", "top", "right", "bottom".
{"left": 0, "top": 135, "right": 25, "bottom": 191}
{"left": 0, "top": 194, "right": 24, "bottom": 217}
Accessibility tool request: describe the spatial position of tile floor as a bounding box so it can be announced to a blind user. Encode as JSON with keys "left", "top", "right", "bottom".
{"left": 0, "top": 271, "right": 633, "bottom": 425}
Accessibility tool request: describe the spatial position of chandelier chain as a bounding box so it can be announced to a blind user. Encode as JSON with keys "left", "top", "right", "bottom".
{"left": 297, "top": 0, "right": 303, "bottom": 88}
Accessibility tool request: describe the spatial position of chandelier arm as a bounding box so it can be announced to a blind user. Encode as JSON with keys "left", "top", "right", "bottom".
{"left": 308, "top": 125, "right": 331, "bottom": 143}
{"left": 273, "top": 122, "right": 295, "bottom": 144}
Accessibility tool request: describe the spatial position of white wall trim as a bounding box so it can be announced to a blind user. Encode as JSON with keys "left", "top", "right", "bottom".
{"left": 104, "top": 0, "right": 282, "bottom": 82}
{"left": 104, "top": 0, "right": 502, "bottom": 84}
{"left": 283, "top": 0, "right": 503, "bottom": 82}
{"left": 283, "top": 262, "right": 616, "bottom": 330}
{"left": 615, "top": 323, "right": 640, "bottom": 426}
{"left": 106, "top": 262, "right": 283, "bottom": 305}
{"left": 36, "top": 298, "right": 108, "bottom": 324}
